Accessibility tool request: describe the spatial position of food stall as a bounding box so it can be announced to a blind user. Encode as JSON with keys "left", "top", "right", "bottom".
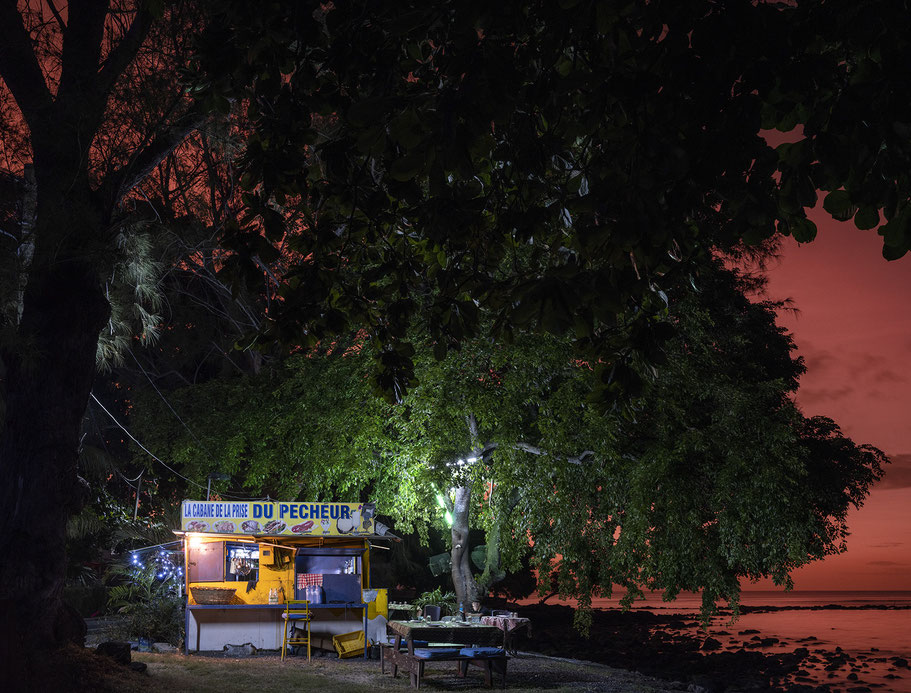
{"left": 177, "top": 499, "right": 394, "bottom": 656}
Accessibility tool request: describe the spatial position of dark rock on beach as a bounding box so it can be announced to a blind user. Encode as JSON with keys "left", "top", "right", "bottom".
{"left": 509, "top": 602, "right": 911, "bottom": 693}
{"left": 517, "top": 604, "right": 811, "bottom": 693}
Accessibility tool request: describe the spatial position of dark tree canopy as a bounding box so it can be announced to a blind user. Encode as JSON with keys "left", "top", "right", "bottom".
{"left": 193, "top": 0, "right": 911, "bottom": 400}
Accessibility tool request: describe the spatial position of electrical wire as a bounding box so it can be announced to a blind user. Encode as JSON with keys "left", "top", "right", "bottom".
{"left": 126, "top": 350, "right": 271, "bottom": 501}
{"left": 89, "top": 391, "right": 270, "bottom": 502}
{"left": 129, "top": 539, "right": 183, "bottom": 554}
{"left": 90, "top": 391, "right": 209, "bottom": 492}
{"left": 118, "top": 469, "right": 145, "bottom": 483}
{"left": 128, "top": 348, "right": 221, "bottom": 467}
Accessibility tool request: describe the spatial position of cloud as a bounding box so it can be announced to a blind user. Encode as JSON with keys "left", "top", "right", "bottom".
{"left": 870, "top": 368, "right": 907, "bottom": 385}
{"left": 869, "top": 542, "right": 905, "bottom": 549}
{"left": 800, "top": 347, "right": 836, "bottom": 375}
{"left": 798, "top": 386, "right": 855, "bottom": 405}
{"left": 796, "top": 347, "right": 905, "bottom": 406}
{"left": 850, "top": 354, "right": 907, "bottom": 385}
{"left": 877, "top": 453, "right": 911, "bottom": 490}
{"left": 866, "top": 560, "right": 907, "bottom": 567}
{"left": 800, "top": 346, "right": 836, "bottom": 373}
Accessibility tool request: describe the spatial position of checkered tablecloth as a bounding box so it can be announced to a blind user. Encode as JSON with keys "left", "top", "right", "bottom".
{"left": 296, "top": 573, "right": 323, "bottom": 589}
{"left": 480, "top": 615, "right": 531, "bottom": 635}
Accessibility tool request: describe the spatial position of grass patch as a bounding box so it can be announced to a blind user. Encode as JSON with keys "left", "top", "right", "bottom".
{"left": 130, "top": 653, "right": 406, "bottom": 692}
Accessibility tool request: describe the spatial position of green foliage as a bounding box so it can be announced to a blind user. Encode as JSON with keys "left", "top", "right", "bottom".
{"left": 95, "top": 228, "right": 164, "bottom": 370}
{"left": 106, "top": 562, "right": 184, "bottom": 645}
{"left": 413, "top": 587, "right": 458, "bottom": 617}
{"left": 519, "top": 265, "right": 885, "bottom": 629}
{"left": 136, "top": 261, "right": 886, "bottom": 629}
{"left": 130, "top": 344, "right": 391, "bottom": 501}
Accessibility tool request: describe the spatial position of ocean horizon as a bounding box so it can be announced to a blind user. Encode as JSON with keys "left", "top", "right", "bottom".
{"left": 520, "top": 590, "right": 911, "bottom": 691}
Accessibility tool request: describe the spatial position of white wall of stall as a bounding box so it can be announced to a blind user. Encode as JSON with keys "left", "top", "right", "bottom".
{"left": 186, "top": 607, "right": 367, "bottom": 652}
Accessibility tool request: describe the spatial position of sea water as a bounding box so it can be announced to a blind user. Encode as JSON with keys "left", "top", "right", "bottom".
{"left": 533, "top": 591, "right": 911, "bottom": 691}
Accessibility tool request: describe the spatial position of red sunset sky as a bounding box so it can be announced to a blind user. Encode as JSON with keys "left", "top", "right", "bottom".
{"left": 758, "top": 212, "right": 911, "bottom": 592}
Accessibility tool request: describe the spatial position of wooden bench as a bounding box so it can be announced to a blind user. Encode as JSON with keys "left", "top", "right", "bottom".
{"left": 380, "top": 643, "right": 509, "bottom": 688}
{"left": 410, "top": 647, "right": 508, "bottom": 689}
{"left": 384, "top": 620, "right": 507, "bottom": 689}
{"left": 379, "top": 638, "right": 427, "bottom": 674}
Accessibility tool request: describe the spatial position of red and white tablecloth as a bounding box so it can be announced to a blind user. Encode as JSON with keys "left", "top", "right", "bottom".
{"left": 480, "top": 615, "right": 532, "bottom": 635}
{"left": 296, "top": 573, "right": 323, "bottom": 589}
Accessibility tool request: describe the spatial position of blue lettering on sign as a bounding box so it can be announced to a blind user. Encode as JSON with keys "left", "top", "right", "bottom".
{"left": 185, "top": 501, "right": 365, "bottom": 524}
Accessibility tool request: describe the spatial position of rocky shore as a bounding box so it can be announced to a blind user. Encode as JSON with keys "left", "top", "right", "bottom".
{"left": 514, "top": 603, "right": 910, "bottom": 693}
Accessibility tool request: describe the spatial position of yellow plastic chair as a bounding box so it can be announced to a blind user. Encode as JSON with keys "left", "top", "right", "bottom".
{"left": 281, "top": 600, "right": 312, "bottom": 662}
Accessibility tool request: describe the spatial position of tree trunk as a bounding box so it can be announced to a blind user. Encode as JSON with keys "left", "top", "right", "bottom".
{"left": 0, "top": 171, "right": 110, "bottom": 676}
{"left": 450, "top": 485, "right": 480, "bottom": 610}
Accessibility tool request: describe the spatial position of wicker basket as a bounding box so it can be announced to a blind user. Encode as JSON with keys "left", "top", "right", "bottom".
{"left": 191, "top": 586, "right": 237, "bottom": 605}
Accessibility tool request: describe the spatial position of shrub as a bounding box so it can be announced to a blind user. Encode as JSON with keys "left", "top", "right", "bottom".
{"left": 106, "top": 561, "right": 184, "bottom": 645}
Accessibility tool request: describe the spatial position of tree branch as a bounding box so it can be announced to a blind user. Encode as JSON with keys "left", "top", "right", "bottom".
{"left": 0, "top": 0, "right": 55, "bottom": 132}
{"left": 96, "top": 6, "right": 154, "bottom": 99}
{"left": 105, "top": 108, "right": 210, "bottom": 207}
{"left": 45, "top": 0, "right": 67, "bottom": 32}
{"left": 486, "top": 441, "right": 595, "bottom": 466}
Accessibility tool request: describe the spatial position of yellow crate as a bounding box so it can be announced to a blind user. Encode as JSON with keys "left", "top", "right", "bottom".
{"left": 332, "top": 630, "right": 365, "bottom": 659}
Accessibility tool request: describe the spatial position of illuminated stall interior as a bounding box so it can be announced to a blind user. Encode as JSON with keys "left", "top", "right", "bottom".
{"left": 178, "top": 500, "right": 394, "bottom": 655}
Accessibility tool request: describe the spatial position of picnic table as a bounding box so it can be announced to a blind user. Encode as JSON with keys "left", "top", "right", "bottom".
{"left": 480, "top": 614, "right": 532, "bottom": 654}
{"left": 383, "top": 619, "right": 508, "bottom": 689}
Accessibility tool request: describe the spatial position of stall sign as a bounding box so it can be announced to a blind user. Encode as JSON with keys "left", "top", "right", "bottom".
{"left": 181, "top": 500, "right": 376, "bottom": 536}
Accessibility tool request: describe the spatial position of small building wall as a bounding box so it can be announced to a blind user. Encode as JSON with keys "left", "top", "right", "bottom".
{"left": 184, "top": 534, "right": 385, "bottom": 653}
{"left": 186, "top": 606, "right": 369, "bottom": 651}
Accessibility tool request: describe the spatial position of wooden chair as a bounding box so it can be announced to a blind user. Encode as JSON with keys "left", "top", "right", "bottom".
{"left": 281, "top": 600, "right": 311, "bottom": 662}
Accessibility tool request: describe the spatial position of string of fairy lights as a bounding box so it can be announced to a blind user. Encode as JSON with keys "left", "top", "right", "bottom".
{"left": 129, "top": 540, "right": 184, "bottom": 583}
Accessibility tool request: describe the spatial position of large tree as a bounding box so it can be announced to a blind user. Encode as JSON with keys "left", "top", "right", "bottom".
{"left": 0, "top": 1, "right": 215, "bottom": 668}
{"left": 133, "top": 262, "right": 885, "bottom": 630}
